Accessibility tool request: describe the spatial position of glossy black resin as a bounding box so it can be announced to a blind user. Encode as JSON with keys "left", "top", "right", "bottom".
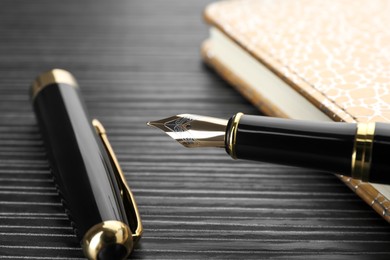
{"left": 227, "top": 115, "right": 356, "bottom": 174}
{"left": 32, "top": 83, "right": 128, "bottom": 239}
{"left": 369, "top": 123, "right": 390, "bottom": 184}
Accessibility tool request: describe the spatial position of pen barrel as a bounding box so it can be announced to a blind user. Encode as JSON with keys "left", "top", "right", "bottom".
{"left": 226, "top": 114, "right": 357, "bottom": 174}
{"left": 31, "top": 70, "right": 132, "bottom": 258}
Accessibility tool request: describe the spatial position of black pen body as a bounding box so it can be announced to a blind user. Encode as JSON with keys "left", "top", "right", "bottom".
{"left": 368, "top": 123, "right": 390, "bottom": 184}
{"left": 226, "top": 114, "right": 390, "bottom": 184}
{"left": 31, "top": 70, "right": 134, "bottom": 260}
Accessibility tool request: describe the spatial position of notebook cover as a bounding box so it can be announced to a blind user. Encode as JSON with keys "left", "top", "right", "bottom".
{"left": 202, "top": 0, "right": 390, "bottom": 223}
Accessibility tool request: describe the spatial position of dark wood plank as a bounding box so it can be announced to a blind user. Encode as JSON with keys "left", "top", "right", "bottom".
{"left": 0, "top": 0, "right": 390, "bottom": 259}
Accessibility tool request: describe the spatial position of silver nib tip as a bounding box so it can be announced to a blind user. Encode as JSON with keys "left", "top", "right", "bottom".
{"left": 147, "top": 114, "right": 228, "bottom": 148}
{"left": 146, "top": 121, "right": 156, "bottom": 127}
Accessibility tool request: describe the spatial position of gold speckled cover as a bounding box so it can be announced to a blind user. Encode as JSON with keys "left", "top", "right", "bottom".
{"left": 202, "top": 0, "right": 390, "bottom": 222}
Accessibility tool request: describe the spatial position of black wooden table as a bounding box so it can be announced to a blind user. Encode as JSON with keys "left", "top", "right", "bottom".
{"left": 1, "top": 0, "right": 390, "bottom": 259}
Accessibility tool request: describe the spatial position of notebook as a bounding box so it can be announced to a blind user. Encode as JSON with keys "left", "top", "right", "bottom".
{"left": 202, "top": 0, "right": 390, "bottom": 222}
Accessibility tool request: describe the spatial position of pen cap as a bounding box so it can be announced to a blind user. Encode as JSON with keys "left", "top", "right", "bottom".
{"left": 31, "top": 69, "right": 140, "bottom": 259}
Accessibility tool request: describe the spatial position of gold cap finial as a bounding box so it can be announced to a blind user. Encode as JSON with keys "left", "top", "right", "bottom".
{"left": 82, "top": 220, "right": 133, "bottom": 260}
{"left": 31, "top": 69, "right": 78, "bottom": 101}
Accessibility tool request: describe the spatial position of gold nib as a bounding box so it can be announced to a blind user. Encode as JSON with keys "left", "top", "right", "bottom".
{"left": 147, "top": 114, "right": 228, "bottom": 148}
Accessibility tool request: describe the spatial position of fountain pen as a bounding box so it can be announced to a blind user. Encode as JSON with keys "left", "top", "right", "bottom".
{"left": 148, "top": 113, "right": 390, "bottom": 185}
{"left": 31, "top": 69, "right": 142, "bottom": 260}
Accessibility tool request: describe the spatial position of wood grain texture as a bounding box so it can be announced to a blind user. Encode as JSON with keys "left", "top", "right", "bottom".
{"left": 0, "top": 0, "right": 390, "bottom": 259}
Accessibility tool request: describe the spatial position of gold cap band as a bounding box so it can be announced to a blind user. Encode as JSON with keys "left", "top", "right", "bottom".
{"left": 351, "top": 122, "right": 375, "bottom": 182}
{"left": 82, "top": 220, "right": 133, "bottom": 260}
{"left": 227, "top": 112, "right": 243, "bottom": 159}
{"left": 31, "top": 69, "right": 78, "bottom": 101}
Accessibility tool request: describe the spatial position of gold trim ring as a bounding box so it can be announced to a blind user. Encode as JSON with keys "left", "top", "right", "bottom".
{"left": 82, "top": 220, "right": 133, "bottom": 260}
{"left": 227, "top": 112, "right": 243, "bottom": 159}
{"left": 351, "top": 122, "right": 375, "bottom": 182}
{"left": 31, "top": 69, "right": 78, "bottom": 101}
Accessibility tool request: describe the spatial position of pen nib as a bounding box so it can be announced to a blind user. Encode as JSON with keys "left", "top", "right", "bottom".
{"left": 147, "top": 114, "right": 228, "bottom": 148}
